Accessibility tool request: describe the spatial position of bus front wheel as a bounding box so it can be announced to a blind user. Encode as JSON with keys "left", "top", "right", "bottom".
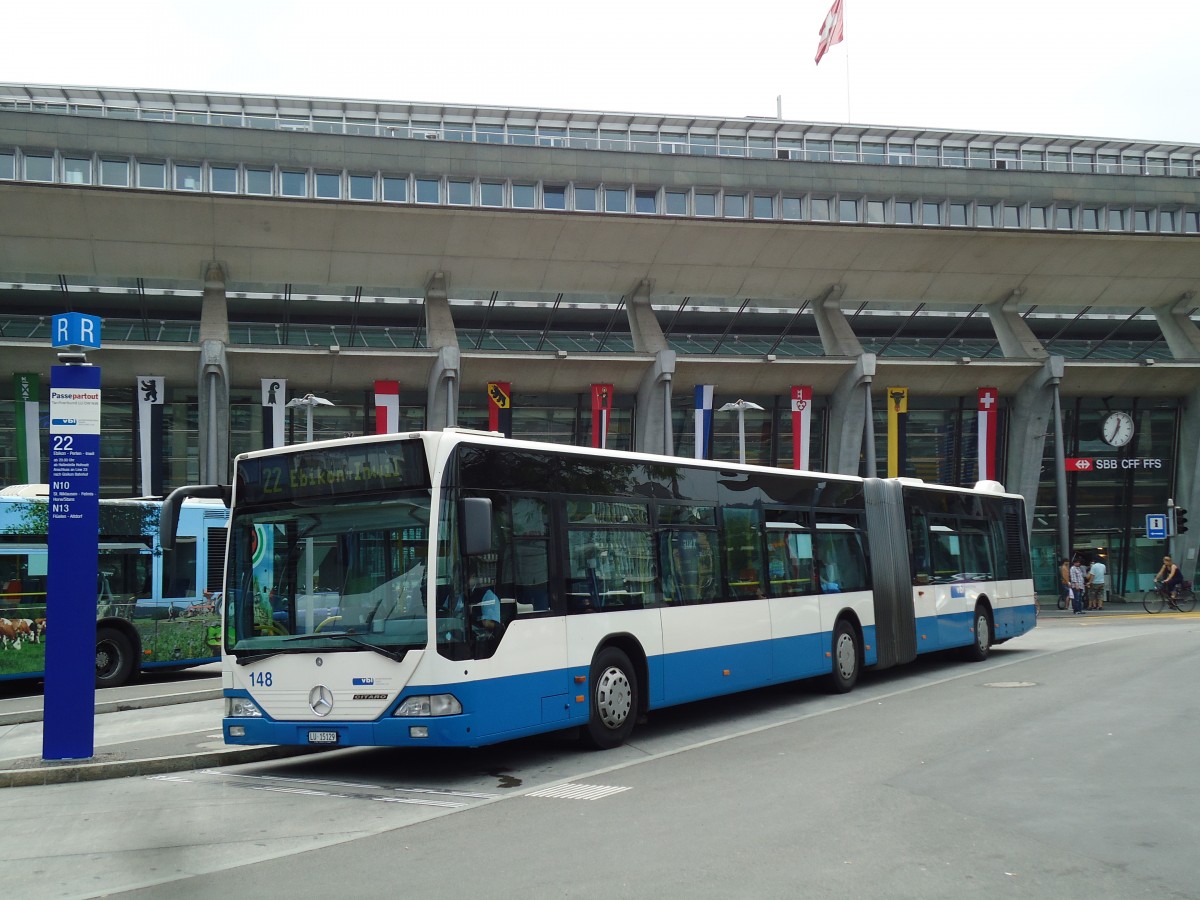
{"left": 96, "top": 627, "right": 136, "bottom": 688}
{"left": 962, "top": 604, "right": 992, "bottom": 662}
{"left": 824, "top": 619, "right": 860, "bottom": 694}
{"left": 583, "top": 647, "right": 638, "bottom": 750}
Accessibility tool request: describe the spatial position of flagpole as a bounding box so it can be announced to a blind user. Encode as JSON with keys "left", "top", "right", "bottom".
{"left": 843, "top": 2, "right": 851, "bottom": 122}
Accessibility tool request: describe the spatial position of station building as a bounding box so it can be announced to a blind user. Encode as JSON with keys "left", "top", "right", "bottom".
{"left": 2, "top": 83, "right": 1199, "bottom": 600}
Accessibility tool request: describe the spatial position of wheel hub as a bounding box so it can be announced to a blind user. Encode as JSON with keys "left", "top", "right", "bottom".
{"left": 595, "top": 666, "right": 632, "bottom": 729}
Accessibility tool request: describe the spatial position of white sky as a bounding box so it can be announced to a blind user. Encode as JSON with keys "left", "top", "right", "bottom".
{"left": 5, "top": 0, "right": 1197, "bottom": 144}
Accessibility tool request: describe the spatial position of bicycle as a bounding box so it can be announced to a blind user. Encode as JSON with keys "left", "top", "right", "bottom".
{"left": 1142, "top": 580, "right": 1196, "bottom": 614}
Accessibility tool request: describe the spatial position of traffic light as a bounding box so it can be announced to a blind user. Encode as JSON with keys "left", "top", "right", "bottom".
{"left": 1176, "top": 508, "right": 1189, "bottom": 535}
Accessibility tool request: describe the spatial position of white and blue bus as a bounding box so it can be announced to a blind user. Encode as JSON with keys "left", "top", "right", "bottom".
{"left": 1, "top": 484, "right": 229, "bottom": 687}
{"left": 162, "top": 429, "right": 1036, "bottom": 751}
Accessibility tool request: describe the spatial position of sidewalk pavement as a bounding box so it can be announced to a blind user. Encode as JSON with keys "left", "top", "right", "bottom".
{"left": 0, "top": 599, "right": 1158, "bottom": 789}
{"left": 0, "top": 695, "right": 315, "bottom": 789}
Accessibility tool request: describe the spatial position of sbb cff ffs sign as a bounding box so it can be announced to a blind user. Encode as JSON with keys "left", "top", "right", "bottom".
{"left": 1065, "top": 457, "right": 1164, "bottom": 473}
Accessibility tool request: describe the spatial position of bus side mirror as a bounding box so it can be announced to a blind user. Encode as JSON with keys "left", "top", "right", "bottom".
{"left": 161, "top": 484, "right": 231, "bottom": 550}
{"left": 460, "top": 497, "right": 493, "bottom": 557}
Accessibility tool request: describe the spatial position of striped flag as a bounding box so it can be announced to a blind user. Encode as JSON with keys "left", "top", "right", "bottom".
{"left": 694, "top": 385, "right": 715, "bottom": 460}
{"left": 261, "top": 378, "right": 287, "bottom": 448}
{"left": 135, "top": 376, "right": 165, "bottom": 496}
{"left": 977, "top": 387, "right": 999, "bottom": 481}
{"left": 791, "top": 386, "right": 812, "bottom": 470}
{"left": 488, "top": 382, "right": 513, "bottom": 438}
{"left": 13, "top": 373, "right": 40, "bottom": 483}
{"left": 815, "top": 0, "right": 845, "bottom": 65}
{"left": 374, "top": 380, "right": 400, "bottom": 434}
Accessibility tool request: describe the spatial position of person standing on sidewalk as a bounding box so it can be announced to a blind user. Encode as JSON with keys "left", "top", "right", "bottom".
{"left": 1058, "top": 557, "right": 1071, "bottom": 610}
{"left": 1088, "top": 556, "right": 1107, "bottom": 610}
{"left": 1069, "top": 556, "right": 1088, "bottom": 615}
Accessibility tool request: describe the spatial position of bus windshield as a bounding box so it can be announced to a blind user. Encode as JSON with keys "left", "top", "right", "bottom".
{"left": 225, "top": 493, "right": 433, "bottom": 656}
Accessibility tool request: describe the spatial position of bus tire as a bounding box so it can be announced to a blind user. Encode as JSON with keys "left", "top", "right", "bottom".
{"left": 824, "top": 619, "right": 859, "bottom": 694}
{"left": 96, "top": 627, "right": 136, "bottom": 688}
{"left": 962, "top": 604, "right": 992, "bottom": 662}
{"left": 582, "top": 647, "right": 638, "bottom": 750}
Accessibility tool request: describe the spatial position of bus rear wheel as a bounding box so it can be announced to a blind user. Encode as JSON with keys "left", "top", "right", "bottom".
{"left": 582, "top": 647, "right": 638, "bottom": 750}
{"left": 824, "top": 619, "right": 859, "bottom": 694}
{"left": 96, "top": 627, "right": 136, "bottom": 688}
{"left": 962, "top": 604, "right": 992, "bottom": 662}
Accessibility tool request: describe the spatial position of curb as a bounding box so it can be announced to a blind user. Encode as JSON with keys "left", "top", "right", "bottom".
{"left": 0, "top": 744, "right": 321, "bottom": 789}
{"left": 0, "top": 688, "right": 223, "bottom": 728}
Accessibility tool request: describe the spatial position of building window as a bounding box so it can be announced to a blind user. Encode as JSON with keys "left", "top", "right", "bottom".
{"left": 1020, "top": 149, "right": 1044, "bottom": 171}
{"left": 1002, "top": 204, "right": 1021, "bottom": 228}
{"left": 1029, "top": 206, "right": 1047, "bottom": 229}
{"left": 174, "top": 164, "right": 202, "bottom": 191}
{"left": 24, "top": 153, "right": 54, "bottom": 182}
{"left": 1046, "top": 151, "right": 1069, "bottom": 172}
{"left": 915, "top": 144, "right": 939, "bottom": 166}
{"left": 349, "top": 174, "right": 375, "bottom": 201}
{"left": 1147, "top": 157, "right": 1169, "bottom": 176}
{"left": 416, "top": 177, "right": 441, "bottom": 203}
{"left": 781, "top": 196, "right": 802, "bottom": 220}
{"left": 0, "top": 151, "right": 13, "bottom": 179}
{"left": 63, "top": 157, "right": 92, "bottom": 185}
{"left": 1160, "top": 210, "right": 1177, "bottom": 233}
{"left": 480, "top": 181, "right": 504, "bottom": 207}
{"left": 810, "top": 198, "right": 831, "bottom": 221}
{"left": 867, "top": 200, "right": 886, "bottom": 223}
{"left": 942, "top": 146, "right": 966, "bottom": 168}
{"left": 446, "top": 180, "right": 472, "bottom": 205}
{"left": 1055, "top": 206, "right": 1075, "bottom": 230}
{"left": 1081, "top": 208, "right": 1101, "bottom": 230}
{"left": 862, "top": 142, "right": 885, "bottom": 164}
{"left": 894, "top": 201, "right": 914, "bottom": 225}
{"left": 211, "top": 165, "right": 237, "bottom": 193}
{"left": 1108, "top": 208, "right": 1127, "bottom": 231}
{"left": 635, "top": 189, "right": 657, "bottom": 214}
{"left": 889, "top": 143, "right": 914, "bottom": 165}
{"left": 1097, "top": 153, "right": 1119, "bottom": 174}
{"left": 100, "top": 158, "right": 129, "bottom": 187}
{"left": 1072, "top": 152, "right": 1095, "bottom": 173}
{"left": 977, "top": 204, "right": 995, "bottom": 227}
{"left": 922, "top": 201, "right": 941, "bottom": 225}
{"left": 315, "top": 172, "right": 341, "bottom": 199}
{"left": 968, "top": 147, "right": 992, "bottom": 169}
{"left": 806, "top": 140, "right": 831, "bottom": 162}
{"left": 543, "top": 185, "right": 566, "bottom": 209}
{"left": 137, "top": 160, "right": 165, "bottom": 189}
{"left": 246, "top": 167, "right": 273, "bottom": 195}
{"left": 604, "top": 187, "right": 628, "bottom": 213}
{"left": 751, "top": 195, "right": 774, "bottom": 219}
{"left": 838, "top": 198, "right": 859, "bottom": 222}
{"left": 1133, "top": 209, "right": 1153, "bottom": 232}
{"left": 695, "top": 192, "right": 717, "bottom": 217}
{"left": 280, "top": 169, "right": 307, "bottom": 197}
{"left": 949, "top": 203, "right": 968, "bottom": 226}
{"left": 724, "top": 193, "right": 747, "bottom": 218}
{"left": 834, "top": 140, "right": 858, "bottom": 162}
{"left": 513, "top": 183, "right": 537, "bottom": 208}
{"left": 665, "top": 191, "right": 688, "bottom": 215}
{"left": 1184, "top": 211, "right": 1199, "bottom": 233}
{"left": 1169, "top": 158, "right": 1191, "bottom": 177}
{"left": 573, "top": 185, "right": 597, "bottom": 211}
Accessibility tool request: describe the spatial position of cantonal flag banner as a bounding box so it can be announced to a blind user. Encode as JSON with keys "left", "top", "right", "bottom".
{"left": 815, "top": 0, "right": 845, "bottom": 65}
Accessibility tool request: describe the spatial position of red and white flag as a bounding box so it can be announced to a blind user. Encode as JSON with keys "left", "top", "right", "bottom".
{"left": 374, "top": 380, "right": 400, "bottom": 434}
{"left": 791, "top": 386, "right": 812, "bottom": 470}
{"left": 977, "top": 387, "right": 998, "bottom": 481}
{"left": 815, "top": 0, "right": 845, "bottom": 65}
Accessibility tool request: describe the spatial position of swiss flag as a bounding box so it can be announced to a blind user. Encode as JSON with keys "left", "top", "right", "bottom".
{"left": 815, "top": 0, "right": 845, "bottom": 65}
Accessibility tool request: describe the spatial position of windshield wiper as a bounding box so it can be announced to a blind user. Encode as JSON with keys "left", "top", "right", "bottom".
{"left": 235, "top": 630, "right": 407, "bottom": 663}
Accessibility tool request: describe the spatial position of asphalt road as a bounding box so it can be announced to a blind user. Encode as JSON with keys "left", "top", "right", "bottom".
{"left": 3, "top": 614, "right": 1198, "bottom": 900}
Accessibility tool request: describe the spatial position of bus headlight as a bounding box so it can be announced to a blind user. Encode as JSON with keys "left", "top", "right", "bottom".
{"left": 226, "top": 697, "right": 264, "bottom": 717}
{"left": 394, "top": 694, "right": 462, "bottom": 717}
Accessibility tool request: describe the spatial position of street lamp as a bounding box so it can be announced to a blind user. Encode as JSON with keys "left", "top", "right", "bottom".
{"left": 285, "top": 393, "right": 335, "bottom": 443}
{"left": 718, "top": 399, "right": 764, "bottom": 464}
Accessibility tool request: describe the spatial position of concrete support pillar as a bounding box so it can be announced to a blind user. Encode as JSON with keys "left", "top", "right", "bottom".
{"left": 808, "top": 285, "right": 856, "bottom": 356}
{"left": 985, "top": 289, "right": 1047, "bottom": 359}
{"left": 426, "top": 345, "right": 460, "bottom": 431}
{"left": 634, "top": 349, "right": 676, "bottom": 456}
{"left": 626, "top": 279, "right": 668, "bottom": 353}
{"left": 826, "top": 353, "right": 876, "bottom": 476}
{"left": 1151, "top": 292, "right": 1200, "bottom": 360}
{"left": 1006, "top": 356, "right": 1065, "bottom": 535}
{"left": 1172, "top": 383, "right": 1200, "bottom": 580}
{"left": 197, "top": 262, "right": 230, "bottom": 484}
{"left": 422, "top": 271, "right": 460, "bottom": 430}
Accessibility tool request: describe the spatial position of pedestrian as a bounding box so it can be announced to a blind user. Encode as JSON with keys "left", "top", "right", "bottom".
{"left": 1088, "top": 556, "right": 1107, "bottom": 610}
{"left": 1069, "top": 556, "right": 1087, "bottom": 615}
{"left": 1058, "top": 557, "right": 1071, "bottom": 610}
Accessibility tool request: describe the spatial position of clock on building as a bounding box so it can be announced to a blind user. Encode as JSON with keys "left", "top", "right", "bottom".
{"left": 1101, "top": 411, "right": 1134, "bottom": 447}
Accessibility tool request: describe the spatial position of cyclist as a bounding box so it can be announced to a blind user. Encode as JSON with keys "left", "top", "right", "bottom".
{"left": 1153, "top": 555, "right": 1184, "bottom": 600}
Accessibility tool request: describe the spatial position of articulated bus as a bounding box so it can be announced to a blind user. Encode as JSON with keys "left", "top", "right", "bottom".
{"left": 162, "top": 430, "right": 1036, "bottom": 751}
{"left": 0, "top": 484, "right": 228, "bottom": 687}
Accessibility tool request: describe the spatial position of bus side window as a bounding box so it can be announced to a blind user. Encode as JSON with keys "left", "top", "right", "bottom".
{"left": 722, "top": 507, "right": 764, "bottom": 600}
